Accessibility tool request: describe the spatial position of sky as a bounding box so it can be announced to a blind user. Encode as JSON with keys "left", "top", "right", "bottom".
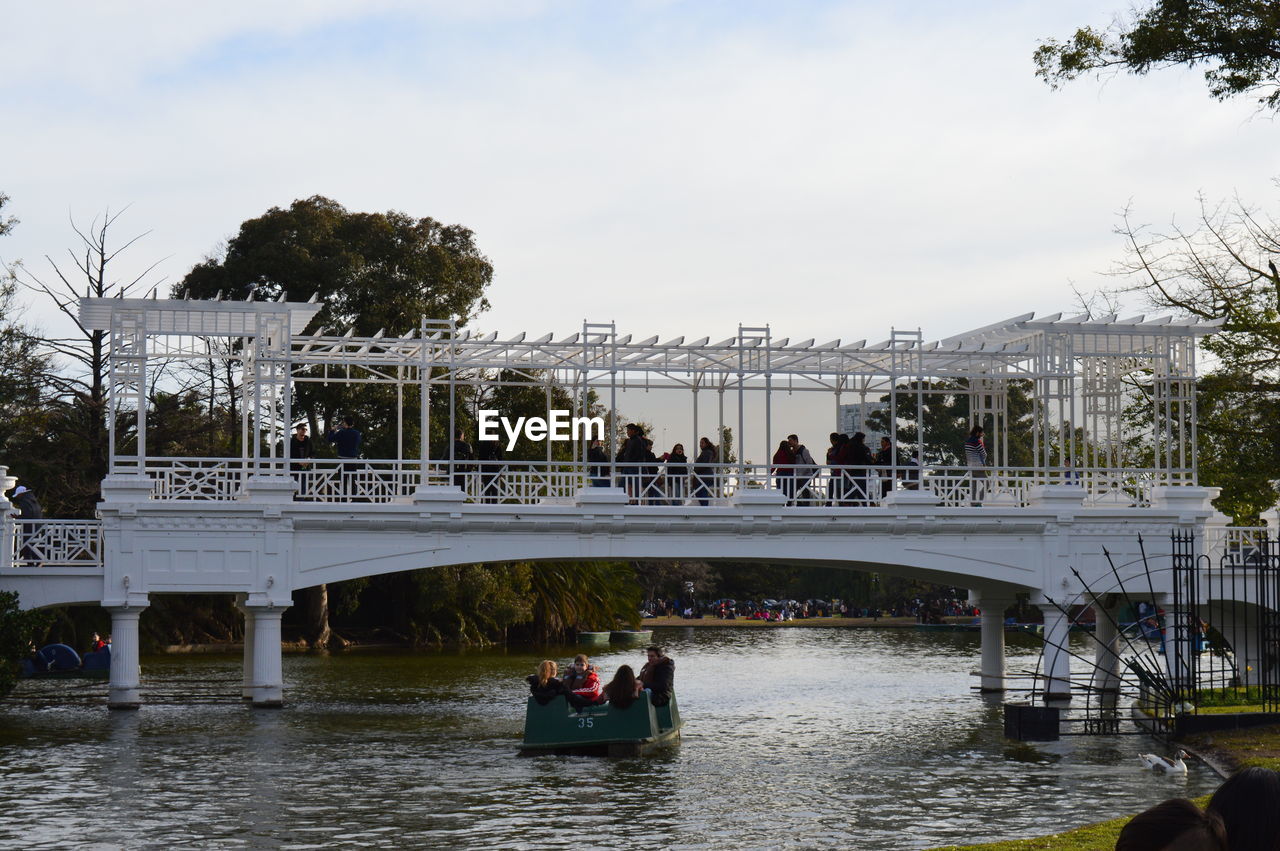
{"left": 2, "top": 1, "right": 1276, "bottom": 457}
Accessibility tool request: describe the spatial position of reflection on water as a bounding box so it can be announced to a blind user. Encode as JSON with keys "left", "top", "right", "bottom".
{"left": 0, "top": 628, "right": 1219, "bottom": 849}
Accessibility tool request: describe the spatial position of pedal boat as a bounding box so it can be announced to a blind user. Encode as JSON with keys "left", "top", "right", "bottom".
{"left": 520, "top": 691, "right": 682, "bottom": 757}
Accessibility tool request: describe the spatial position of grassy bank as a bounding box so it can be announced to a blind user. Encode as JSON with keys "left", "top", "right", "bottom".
{"left": 930, "top": 796, "right": 1213, "bottom": 851}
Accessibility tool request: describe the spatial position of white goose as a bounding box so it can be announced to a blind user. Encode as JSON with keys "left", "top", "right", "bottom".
{"left": 1139, "top": 749, "right": 1188, "bottom": 775}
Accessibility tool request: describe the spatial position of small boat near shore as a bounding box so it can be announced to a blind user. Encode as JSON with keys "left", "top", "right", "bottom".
{"left": 19, "top": 643, "right": 110, "bottom": 679}
{"left": 576, "top": 631, "right": 611, "bottom": 645}
{"left": 610, "top": 629, "right": 653, "bottom": 644}
{"left": 520, "top": 692, "right": 682, "bottom": 757}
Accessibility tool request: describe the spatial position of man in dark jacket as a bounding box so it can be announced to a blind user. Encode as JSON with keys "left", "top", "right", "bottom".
{"left": 637, "top": 644, "right": 675, "bottom": 706}
{"left": 326, "top": 417, "right": 362, "bottom": 461}
{"left": 288, "top": 423, "right": 315, "bottom": 498}
{"left": 452, "top": 428, "right": 473, "bottom": 493}
{"left": 10, "top": 485, "right": 43, "bottom": 562}
{"left": 475, "top": 438, "right": 503, "bottom": 503}
{"left": 617, "top": 424, "right": 648, "bottom": 501}
{"left": 587, "top": 438, "right": 610, "bottom": 487}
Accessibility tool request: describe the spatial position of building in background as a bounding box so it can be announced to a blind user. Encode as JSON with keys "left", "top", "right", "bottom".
{"left": 837, "top": 401, "right": 890, "bottom": 443}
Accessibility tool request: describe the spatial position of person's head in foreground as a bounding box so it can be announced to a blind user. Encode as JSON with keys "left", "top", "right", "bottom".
{"left": 1115, "top": 797, "right": 1226, "bottom": 851}
{"left": 1206, "top": 766, "right": 1280, "bottom": 851}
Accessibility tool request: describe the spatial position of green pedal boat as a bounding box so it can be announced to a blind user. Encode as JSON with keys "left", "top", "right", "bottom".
{"left": 520, "top": 692, "right": 682, "bottom": 757}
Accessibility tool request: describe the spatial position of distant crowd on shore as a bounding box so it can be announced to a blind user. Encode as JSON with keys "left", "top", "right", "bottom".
{"left": 643, "top": 597, "right": 978, "bottom": 622}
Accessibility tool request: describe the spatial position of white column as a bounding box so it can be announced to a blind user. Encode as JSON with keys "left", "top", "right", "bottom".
{"left": 1039, "top": 605, "right": 1072, "bottom": 700}
{"left": 1092, "top": 603, "right": 1122, "bottom": 693}
{"left": 978, "top": 596, "right": 1014, "bottom": 692}
{"left": 234, "top": 595, "right": 255, "bottom": 700}
{"left": 107, "top": 604, "right": 147, "bottom": 710}
{"left": 248, "top": 606, "right": 286, "bottom": 707}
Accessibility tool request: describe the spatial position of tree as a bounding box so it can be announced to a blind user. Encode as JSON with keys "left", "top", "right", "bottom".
{"left": 1034, "top": 0, "right": 1280, "bottom": 111}
{"left": 865, "top": 379, "right": 1035, "bottom": 466}
{"left": 5, "top": 208, "right": 162, "bottom": 515}
{"left": 0, "top": 200, "right": 51, "bottom": 438}
{"left": 176, "top": 195, "right": 492, "bottom": 334}
{"left": 1106, "top": 191, "right": 1280, "bottom": 521}
{"left": 0, "top": 591, "right": 53, "bottom": 698}
{"left": 177, "top": 196, "right": 494, "bottom": 647}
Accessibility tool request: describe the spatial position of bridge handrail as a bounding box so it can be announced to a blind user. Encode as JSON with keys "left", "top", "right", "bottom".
{"left": 112, "top": 456, "right": 1191, "bottom": 507}
{"left": 5, "top": 518, "right": 104, "bottom": 568}
{"left": 1206, "top": 526, "right": 1272, "bottom": 570}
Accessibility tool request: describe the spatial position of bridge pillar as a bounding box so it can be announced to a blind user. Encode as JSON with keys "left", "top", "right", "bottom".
{"left": 107, "top": 602, "right": 148, "bottom": 710}
{"left": 234, "top": 595, "right": 255, "bottom": 700}
{"left": 246, "top": 605, "right": 286, "bottom": 707}
{"left": 1091, "top": 596, "right": 1122, "bottom": 693}
{"left": 976, "top": 595, "right": 1015, "bottom": 692}
{"left": 0, "top": 466, "right": 14, "bottom": 570}
{"left": 1038, "top": 605, "right": 1072, "bottom": 700}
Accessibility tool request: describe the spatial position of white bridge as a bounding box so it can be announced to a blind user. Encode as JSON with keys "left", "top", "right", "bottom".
{"left": 0, "top": 296, "right": 1254, "bottom": 709}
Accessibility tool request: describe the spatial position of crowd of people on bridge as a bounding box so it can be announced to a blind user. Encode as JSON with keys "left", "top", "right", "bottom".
{"left": 283, "top": 410, "right": 995, "bottom": 507}
{"left": 526, "top": 645, "right": 674, "bottom": 711}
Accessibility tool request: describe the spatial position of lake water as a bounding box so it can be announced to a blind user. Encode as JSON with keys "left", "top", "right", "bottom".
{"left": 0, "top": 627, "right": 1219, "bottom": 849}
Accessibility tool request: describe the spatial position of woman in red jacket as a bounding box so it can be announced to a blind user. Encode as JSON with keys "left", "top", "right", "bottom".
{"left": 771, "top": 440, "right": 797, "bottom": 503}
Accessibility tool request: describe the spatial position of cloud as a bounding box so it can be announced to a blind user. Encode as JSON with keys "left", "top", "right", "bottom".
{"left": 2, "top": 0, "right": 1274, "bottom": 352}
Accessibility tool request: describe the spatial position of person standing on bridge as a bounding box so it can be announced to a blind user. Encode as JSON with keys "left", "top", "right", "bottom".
{"left": 452, "top": 428, "right": 474, "bottom": 495}
{"left": 326, "top": 416, "right": 362, "bottom": 459}
{"left": 326, "top": 417, "right": 363, "bottom": 498}
{"left": 664, "top": 443, "right": 689, "bottom": 505}
{"left": 771, "top": 440, "right": 796, "bottom": 502}
{"left": 289, "top": 424, "right": 314, "bottom": 498}
{"left": 10, "top": 485, "right": 43, "bottom": 562}
{"left": 846, "top": 433, "right": 874, "bottom": 506}
{"left": 588, "top": 438, "right": 610, "bottom": 488}
{"left": 692, "top": 437, "right": 718, "bottom": 506}
{"left": 964, "top": 424, "right": 988, "bottom": 506}
{"left": 875, "top": 436, "right": 897, "bottom": 500}
{"left": 788, "top": 434, "right": 818, "bottom": 504}
{"left": 617, "top": 424, "right": 648, "bottom": 502}
{"left": 825, "top": 433, "right": 841, "bottom": 505}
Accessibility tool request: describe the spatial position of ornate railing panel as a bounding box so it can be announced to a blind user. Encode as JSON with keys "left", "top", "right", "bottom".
{"left": 119, "top": 457, "right": 1190, "bottom": 508}
{"left": 8, "top": 519, "right": 103, "bottom": 567}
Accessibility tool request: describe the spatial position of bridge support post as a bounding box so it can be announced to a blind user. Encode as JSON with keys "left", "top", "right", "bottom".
{"left": 1091, "top": 597, "right": 1122, "bottom": 693}
{"left": 1039, "top": 605, "right": 1072, "bottom": 700}
{"left": 246, "top": 605, "right": 286, "bottom": 707}
{"left": 107, "top": 602, "right": 148, "bottom": 710}
{"left": 977, "top": 596, "right": 1015, "bottom": 692}
{"left": 234, "top": 594, "right": 255, "bottom": 700}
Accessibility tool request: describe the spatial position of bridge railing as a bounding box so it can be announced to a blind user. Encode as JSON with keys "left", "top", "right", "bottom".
{"left": 116, "top": 457, "right": 1190, "bottom": 508}
{"left": 6, "top": 519, "right": 103, "bottom": 568}
{"left": 1206, "top": 526, "right": 1272, "bottom": 570}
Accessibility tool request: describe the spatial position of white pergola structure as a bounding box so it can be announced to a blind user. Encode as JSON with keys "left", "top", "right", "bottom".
{"left": 81, "top": 297, "right": 1221, "bottom": 507}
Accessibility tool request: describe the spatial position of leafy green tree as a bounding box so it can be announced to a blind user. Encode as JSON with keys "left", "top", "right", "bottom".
{"left": 866, "top": 379, "right": 1035, "bottom": 466}
{"left": 1035, "top": 0, "right": 1280, "bottom": 111}
{"left": 0, "top": 591, "right": 53, "bottom": 697}
{"left": 176, "top": 197, "right": 494, "bottom": 645}
{"left": 176, "top": 195, "right": 492, "bottom": 334}
{"left": 524, "top": 561, "right": 642, "bottom": 641}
